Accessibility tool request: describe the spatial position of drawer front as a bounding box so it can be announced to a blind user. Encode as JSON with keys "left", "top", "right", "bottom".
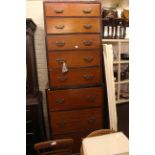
{"left": 49, "top": 67, "right": 101, "bottom": 87}
{"left": 48, "top": 51, "right": 100, "bottom": 69}
{"left": 46, "top": 18, "right": 100, "bottom": 34}
{"left": 47, "top": 34, "right": 100, "bottom": 51}
{"left": 47, "top": 87, "right": 103, "bottom": 111}
{"left": 44, "top": 3, "right": 100, "bottom": 17}
{"left": 50, "top": 108, "right": 102, "bottom": 134}
{"left": 26, "top": 120, "right": 33, "bottom": 133}
{"left": 26, "top": 132, "right": 36, "bottom": 144}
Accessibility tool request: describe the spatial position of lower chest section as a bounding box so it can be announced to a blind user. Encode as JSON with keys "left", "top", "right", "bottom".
{"left": 47, "top": 87, "right": 104, "bottom": 153}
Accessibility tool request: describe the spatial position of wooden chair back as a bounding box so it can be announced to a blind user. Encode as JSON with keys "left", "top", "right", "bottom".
{"left": 34, "top": 139, "right": 74, "bottom": 155}
{"left": 80, "top": 129, "right": 116, "bottom": 155}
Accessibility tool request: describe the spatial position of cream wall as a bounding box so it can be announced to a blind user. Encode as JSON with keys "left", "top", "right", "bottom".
{"left": 26, "top": 0, "right": 50, "bottom": 138}
{"left": 101, "top": 0, "right": 129, "bottom": 9}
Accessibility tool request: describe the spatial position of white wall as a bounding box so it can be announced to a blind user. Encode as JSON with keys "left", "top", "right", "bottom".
{"left": 26, "top": 0, "right": 50, "bottom": 138}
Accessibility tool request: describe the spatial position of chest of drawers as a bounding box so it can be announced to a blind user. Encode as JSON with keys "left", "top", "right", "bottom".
{"left": 44, "top": 0, "right": 105, "bottom": 153}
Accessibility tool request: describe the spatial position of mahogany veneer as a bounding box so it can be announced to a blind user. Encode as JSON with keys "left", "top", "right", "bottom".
{"left": 44, "top": 0, "right": 104, "bottom": 153}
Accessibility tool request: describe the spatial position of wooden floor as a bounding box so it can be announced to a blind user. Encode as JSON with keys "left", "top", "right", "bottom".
{"left": 117, "top": 102, "right": 129, "bottom": 138}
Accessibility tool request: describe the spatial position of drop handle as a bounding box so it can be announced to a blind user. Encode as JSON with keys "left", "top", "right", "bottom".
{"left": 83, "top": 56, "right": 94, "bottom": 63}
{"left": 27, "top": 132, "right": 34, "bottom": 135}
{"left": 26, "top": 109, "right": 31, "bottom": 112}
{"left": 54, "top": 9, "right": 64, "bottom": 13}
{"left": 83, "top": 9, "right": 92, "bottom": 14}
{"left": 56, "top": 98, "right": 65, "bottom": 104}
{"left": 55, "top": 25, "right": 65, "bottom": 29}
{"left": 83, "top": 40, "right": 93, "bottom": 46}
{"left": 83, "top": 24, "right": 92, "bottom": 29}
{"left": 83, "top": 75, "right": 94, "bottom": 80}
{"left": 56, "top": 58, "right": 66, "bottom": 63}
{"left": 56, "top": 41, "right": 65, "bottom": 47}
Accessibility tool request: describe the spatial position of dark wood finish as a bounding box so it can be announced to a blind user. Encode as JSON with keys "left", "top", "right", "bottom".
{"left": 46, "top": 18, "right": 100, "bottom": 34}
{"left": 44, "top": 3, "right": 100, "bottom": 17}
{"left": 26, "top": 19, "right": 39, "bottom": 95}
{"left": 49, "top": 67, "right": 101, "bottom": 87}
{"left": 47, "top": 34, "right": 100, "bottom": 51}
{"left": 26, "top": 93, "right": 45, "bottom": 155}
{"left": 50, "top": 108, "right": 102, "bottom": 134}
{"left": 34, "top": 139, "right": 73, "bottom": 155}
{"left": 47, "top": 87, "right": 103, "bottom": 111}
{"left": 26, "top": 19, "right": 45, "bottom": 155}
{"left": 48, "top": 50, "right": 100, "bottom": 68}
{"left": 26, "top": 95, "right": 44, "bottom": 142}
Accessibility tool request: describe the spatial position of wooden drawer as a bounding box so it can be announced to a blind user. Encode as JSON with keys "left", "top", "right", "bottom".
{"left": 27, "top": 133, "right": 36, "bottom": 145}
{"left": 48, "top": 50, "right": 100, "bottom": 69}
{"left": 47, "top": 87, "right": 103, "bottom": 111}
{"left": 50, "top": 108, "right": 102, "bottom": 134}
{"left": 46, "top": 18, "right": 100, "bottom": 34}
{"left": 49, "top": 67, "right": 101, "bottom": 87}
{"left": 44, "top": 3, "right": 100, "bottom": 17}
{"left": 47, "top": 34, "right": 100, "bottom": 51}
{"left": 26, "top": 120, "right": 33, "bottom": 133}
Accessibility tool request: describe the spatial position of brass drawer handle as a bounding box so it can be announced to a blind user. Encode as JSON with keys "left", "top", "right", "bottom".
{"left": 87, "top": 116, "right": 96, "bottom": 124}
{"left": 56, "top": 98, "right": 65, "bottom": 104}
{"left": 86, "top": 96, "right": 96, "bottom": 102}
{"left": 83, "top": 75, "right": 94, "bottom": 80}
{"left": 83, "top": 24, "right": 92, "bottom": 29}
{"left": 27, "top": 132, "right": 34, "bottom": 135}
{"left": 55, "top": 25, "right": 65, "bottom": 29}
{"left": 56, "top": 58, "right": 66, "bottom": 63}
{"left": 83, "top": 9, "right": 92, "bottom": 14}
{"left": 54, "top": 9, "right": 64, "bottom": 14}
{"left": 56, "top": 41, "right": 65, "bottom": 47}
{"left": 83, "top": 56, "right": 93, "bottom": 63}
{"left": 83, "top": 40, "right": 93, "bottom": 46}
{"left": 26, "top": 109, "right": 31, "bottom": 112}
{"left": 57, "top": 76, "right": 68, "bottom": 82}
